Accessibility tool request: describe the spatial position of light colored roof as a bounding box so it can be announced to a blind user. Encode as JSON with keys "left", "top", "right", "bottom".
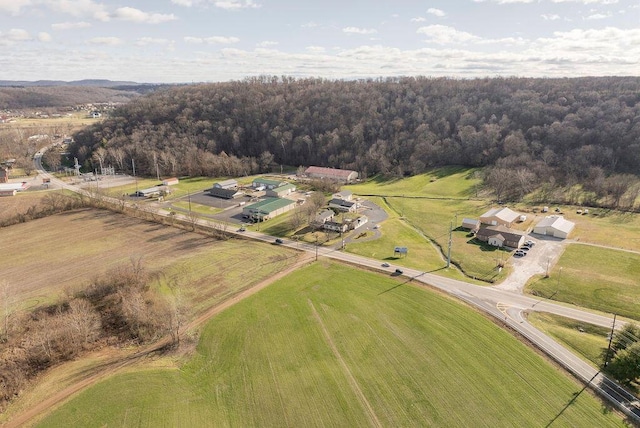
{"left": 253, "top": 178, "right": 283, "bottom": 186}
{"left": 480, "top": 207, "right": 520, "bottom": 223}
{"left": 215, "top": 179, "right": 237, "bottom": 187}
{"left": 271, "top": 183, "right": 296, "bottom": 192}
{"left": 535, "top": 216, "right": 575, "bottom": 234}
{"left": 305, "top": 166, "right": 357, "bottom": 178}
{"left": 462, "top": 218, "right": 479, "bottom": 225}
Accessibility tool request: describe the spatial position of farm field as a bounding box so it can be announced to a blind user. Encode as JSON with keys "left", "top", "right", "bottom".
{"left": 0, "top": 208, "right": 296, "bottom": 313}
{"left": 0, "top": 192, "right": 47, "bottom": 223}
{"left": 36, "top": 261, "right": 624, "bottom": 427}
{"left": 526, "top": 244, "right": 640, "bottom": 321}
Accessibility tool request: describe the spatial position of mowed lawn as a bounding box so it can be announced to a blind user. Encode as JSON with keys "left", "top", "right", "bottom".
{"left": 526, "top": 244, "right": 640, "bottom": 321}
{"left": 37, "top": 261, "right": 623, "bottom": 427}
{"left": 0, "top": 208, "right": 295, "bottom": 313}
{"left": 345, "top": 169, "right": 507, "bottom": 282}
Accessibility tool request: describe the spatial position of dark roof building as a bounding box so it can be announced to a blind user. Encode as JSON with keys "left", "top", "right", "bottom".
{"left": 209, "top": 187, "right": 243, "bottom": 199}
{"left": 476, "top": 225, "right": 525, "bottom": 249}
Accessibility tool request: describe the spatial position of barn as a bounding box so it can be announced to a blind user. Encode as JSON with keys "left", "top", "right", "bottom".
{"left": 533, "top": 216, "right": 575, "bottom": 239}
{"left": 479, "top": 207, "right": 521, "bottom": 227}
{"left": 242, "top": 197, "right": 296, "bottom": 221}
{"left": 304, "top": 166, "right": 358, "bottom": 183}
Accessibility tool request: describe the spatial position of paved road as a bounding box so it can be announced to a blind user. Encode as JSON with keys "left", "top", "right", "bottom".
{"left": 33, "top": 148, "right": 640, "bottom": 423}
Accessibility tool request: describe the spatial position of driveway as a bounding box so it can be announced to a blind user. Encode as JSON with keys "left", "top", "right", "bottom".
{"left": 494, "top": 234, "right": 567, "bottom": 293}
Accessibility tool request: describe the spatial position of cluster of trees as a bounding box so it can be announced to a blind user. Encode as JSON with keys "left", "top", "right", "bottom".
{"left": 606, "top": 323, "right": 640, "bottom": 386}
{"left": 0, "top": 260, "right": 183, "bottom": 411}
{"left": 0, "top": 85, "right": 146, "bottom": 110}
{"left": 69, "top": 76, "right": 640, "bottom": 203}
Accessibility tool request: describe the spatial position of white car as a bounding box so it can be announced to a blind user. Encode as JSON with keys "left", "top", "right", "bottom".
{"left": 381, "top": 262, "right": 390, "bottom": 267}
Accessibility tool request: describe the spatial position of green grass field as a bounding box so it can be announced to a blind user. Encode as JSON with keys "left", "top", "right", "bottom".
{"left": 36, "top": 261, "right": 623, "bottom": 427}
{"left": 345, "top": 170, "right": 509, "bottom": 283}
{"left": 528, "top": 312, "right": 610, "bottom": 368}
{"left": 526, "top": 244, "right": 640, "bottom": 320}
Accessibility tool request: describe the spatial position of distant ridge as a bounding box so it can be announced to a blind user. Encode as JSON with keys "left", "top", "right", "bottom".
{"left": 0, "top": 79, "right": 143, "bottom": 87}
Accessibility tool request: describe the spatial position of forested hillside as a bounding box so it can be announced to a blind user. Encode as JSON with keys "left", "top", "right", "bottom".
{"left": 71, "top": 76, "right": 640, "bottom": 203}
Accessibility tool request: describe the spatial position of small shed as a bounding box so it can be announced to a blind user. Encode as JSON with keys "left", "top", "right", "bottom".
{"left": 461, "top": 218, "right": 480, "bottom": 232}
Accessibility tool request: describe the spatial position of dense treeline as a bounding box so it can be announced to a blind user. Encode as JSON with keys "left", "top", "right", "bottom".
{"left": 0, "top": 260, "right": 181, "bottom": 411}
{"left": 71, "top": 76, "right": 640, "bottom": 200}
{"left": 0, "top": 86, "right": 142, "bottom": 109}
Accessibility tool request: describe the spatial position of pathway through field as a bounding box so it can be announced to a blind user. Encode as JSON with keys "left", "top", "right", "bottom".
{"left": 4, "top": 252, "right": 315, "bottom": 428}
{"left": 308, "top": 299, "right": 382, "bottom": 428}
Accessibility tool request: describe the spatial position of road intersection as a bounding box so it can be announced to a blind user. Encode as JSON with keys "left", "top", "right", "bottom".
{"left": 33, "top": 149, "right": 640, "bottom": 423}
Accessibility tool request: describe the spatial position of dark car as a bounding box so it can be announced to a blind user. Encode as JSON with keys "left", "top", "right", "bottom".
{"left": 395, "top": 268, "right": 404, "bottom": 274}
{"left": 275, "top": 238, "right": 284, "bottom": 244}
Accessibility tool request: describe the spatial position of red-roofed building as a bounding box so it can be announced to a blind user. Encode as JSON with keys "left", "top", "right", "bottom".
{"left": 304, "top": 166, "right": 358, "bottom": 183}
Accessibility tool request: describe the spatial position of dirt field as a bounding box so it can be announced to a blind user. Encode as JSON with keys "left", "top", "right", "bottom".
{"left": 0, "top": 208, "right": 282, "bottom": 311}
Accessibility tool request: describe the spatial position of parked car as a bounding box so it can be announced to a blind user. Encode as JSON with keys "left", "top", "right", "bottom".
{"left": 525, "top": 240, "right": 535, "bottom": 246}
{"left": 395, "top": 268, "right": 404, "bottom": 274}
{"left": 514, "top": 250, "right": 525, "bottom": 257}
{"left": 381, "top": 262, "right": 390, "bottom": 267}
{"left": 275, "top": 238, "right": 283, "bottom": 244}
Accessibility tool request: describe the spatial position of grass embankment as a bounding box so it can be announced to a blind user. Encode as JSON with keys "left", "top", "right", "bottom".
{"left": 526, "top": 244, "right": 640, "bottom": 321}
{"left": 36, "top": 261, "right": 623, "bottom": 427}
{"left": 528, "top": 312, "right": 610, "bottom": 369}
{"left": 346, "top": 168, "right": 510, "bottom": 282}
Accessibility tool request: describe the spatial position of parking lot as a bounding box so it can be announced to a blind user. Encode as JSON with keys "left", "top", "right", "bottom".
{"left": 495, "top": 235, "right": 567, "bottom": 292}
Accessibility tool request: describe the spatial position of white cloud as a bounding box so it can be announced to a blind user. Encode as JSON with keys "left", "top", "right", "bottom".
{"left": 184, "top": 36, "right": 240, "bottom": 44}
{"left": 87, "top": 36, "right": 123, "bottom": 46}
{"left": 46, "top": 0, "right": 110, "bottom": 22}
{"left": 427, "top": 8, "right": 446, "bottom": 17}
{"left": 417, "top": 25, "right": 480, "bottom": 44}
{"left": 343, "top": 27, "right": 377, "bottom": 35}
{"left": 38, "top": 32, "right": 52, "bottom": 42}
{"left": 7, "top": 29, "right": 31, "bottom": 41}
{"left": 135, "top": 37, "right": 171, "bottom": 46}
{"left": 52, "top": 21, "right": 92, "bottom": 30}
{"left": 171, "top": 0, "right": 194, "bottom": 6}
{"left": 411, "top": 17, "right": 426, "bottom": 23}
{"left": 585, "top": 12, "right": 612, "bottom": 19}
{"left": 113, "top": 7, "right": 177, "bottom": 24}
{"left": 214, "top": 0, "right": 260, "bottom": 10}
{"left": 302, "top": 22, "right": 318, "bottom": 28}
{"left": 305, "top": 46, "right": 325, "bottom": 53}
{"left": 0, "top": 0, "right": 32, "bottom": 14}
{"left": 551, "top": 0, "right": 618, "bottom": 3}
{"left": 257, "top": 40, "right": 278, "bottom": 47}
{"left": 473, "top": 0, "right": 535, "bottom": 3}
{"left": 541, "top": 14, "right": 561, "bottom": 21}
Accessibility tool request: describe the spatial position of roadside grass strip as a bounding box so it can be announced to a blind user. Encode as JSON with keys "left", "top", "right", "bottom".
{"left": 526, "top": 244, "right": 640, "bottom": 320}
{"left": 37, "top": 261, "right": 624, "bottom": 427}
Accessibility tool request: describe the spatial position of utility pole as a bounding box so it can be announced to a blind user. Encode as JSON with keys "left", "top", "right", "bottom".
{"left": 604, "top": 314, "right": 617, "bottom": 368}
{"left": 545, "top": 257, "right": 551, "bottom": 278}
{"left": 447, "top": 221, "right": 452, "bottom": 268}
{"left": 154, "top": 152, "right": 160, "bottom": 181}
{"left": 315, "top": 234, "right": 319, "bottom": 261}
{"left": 188, "top": 190, "right": 192, "bottom": 213}
{"left": 132, "top": 158, "right": 138, "bottom": 194}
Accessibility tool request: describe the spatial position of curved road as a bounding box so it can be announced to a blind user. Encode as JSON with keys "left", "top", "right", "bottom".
{"left": 32, "top": 149, "right": 640, "bottom": 423}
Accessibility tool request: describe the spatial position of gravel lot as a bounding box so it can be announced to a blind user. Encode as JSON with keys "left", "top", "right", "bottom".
{"left": 494, "top": 234, "right": 567, "bottom": 292}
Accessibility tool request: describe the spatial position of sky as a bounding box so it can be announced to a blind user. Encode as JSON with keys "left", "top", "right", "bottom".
{"left": 0, "top": 0, "right": 638, "bottom": 83}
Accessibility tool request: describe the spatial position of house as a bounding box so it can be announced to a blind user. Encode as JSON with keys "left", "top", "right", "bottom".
{"left": 476, "top": 225, "right": 525, "bottom": 249}
{"left": 208, "top": 187, "right": 243, "bottom": 199}
{"left": 265, "top": 182, "right": 296, "bottom": 198}
{"left": 304, "top": 166, "right": 358, "bottom": 183}
{"left": 329, "top": 198, "right": 357, "bottom": 212}
{"left": 162, "top": 177, "right": 179, "bottom": 186}
{"left": 461, "top": 218, "right": 480, "bottom": 233}
{"left": 533, "top": 216, "right": 575, "bottom": 239}
{"left": 323, "top": 221, "right": 349, "bottom": 233}
{"left": 479, "top": 207, "right": 521, "bottom": 227}
{"left": 332, "top": 190, "right": 353, "bottom": 201}
{"left": 252, "top": 178, "right": 284, "bottom": 190}
{"left": 347, "top": 215, "right": 368, "bottom": 230}
{"left": 313, "top": 209, "right": 335, "bottom": 226}
{"left": 213, "top": 179, "right": 237, "bottom": 189}
{"left": 242, "top": 197, "right": 296, "bottom": 221}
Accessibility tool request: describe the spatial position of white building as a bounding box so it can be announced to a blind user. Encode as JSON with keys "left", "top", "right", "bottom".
{"left": 533, "top": 216, "right": 575, "bottom": 239}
